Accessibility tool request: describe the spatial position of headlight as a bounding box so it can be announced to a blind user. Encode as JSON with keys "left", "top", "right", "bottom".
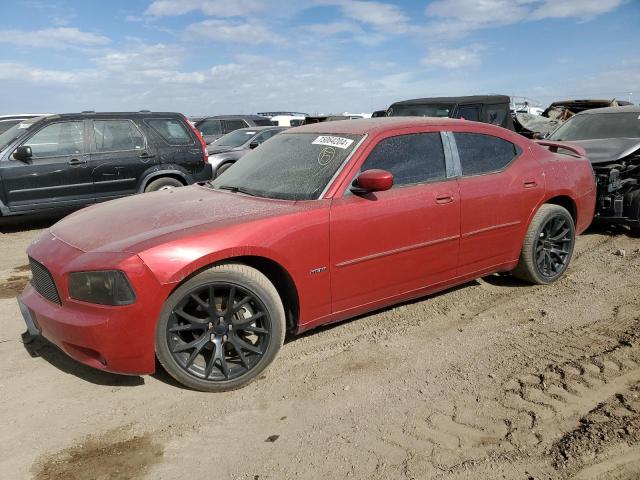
{"left": 68, "top": 271, "right": 136, "bottom": 306}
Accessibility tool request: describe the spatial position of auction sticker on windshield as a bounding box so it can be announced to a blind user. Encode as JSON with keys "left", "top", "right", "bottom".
{"left": 312, "top": 135, "right": 354, "bottom": 149}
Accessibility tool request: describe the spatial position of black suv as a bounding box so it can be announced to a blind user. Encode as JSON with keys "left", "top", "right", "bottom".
{"left": 194, "top": 115, "right": 273, "bottom": 145}
{"left": 0, "top": 112, "right": 211, "bottom": 217}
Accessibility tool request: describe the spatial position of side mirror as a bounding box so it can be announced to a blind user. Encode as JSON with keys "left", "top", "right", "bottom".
{"left": 352, "top": 169, "right": 393, "bottom": 193}
{"left": 13, "top": 145, "right": 33, "bottom": 162}
{"left": 249, "top": 142, "right": 259, "bottom": 149}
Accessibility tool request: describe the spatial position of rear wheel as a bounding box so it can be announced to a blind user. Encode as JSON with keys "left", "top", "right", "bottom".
{"left": 155, "top": 263, "right": 285, "bottom": 392}
{"left": 513, "top": 204, "right": 575, "bottom": 284}
{"left": 144, "top": 177, "right": 184, "bottom": 192}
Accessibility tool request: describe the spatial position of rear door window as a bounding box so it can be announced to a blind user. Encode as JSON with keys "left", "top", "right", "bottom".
{"left": 23, "top": 121, "right": 85, "bottom": 158}
{"left": 93, "top": 120, "right": 145, "bottom": 152}
{"left": 252, "top": 118, "right": 273, "bottom": 126}
{"left": 146, "top": 118, "right": 193, "bottom": 145}
{"left": 223, "top": 119, "right": 248, "bottom": 133}
{"left": 454, "top": 132, "right": 519, "bottom": 176}
{"left": 453, "top": 105, "right": 481, "bottom": 121}
{"left": 197, "top": 119, "right": 222, "bottom": 136}
{"left": 360, "top": 133, "right": 446, "bottom": 187}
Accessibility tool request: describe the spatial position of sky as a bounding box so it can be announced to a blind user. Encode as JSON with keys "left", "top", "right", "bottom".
{"left": 0, "top": 0, "right": 639, "bottom": 115}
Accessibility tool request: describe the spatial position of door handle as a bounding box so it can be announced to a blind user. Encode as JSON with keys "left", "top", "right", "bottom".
{"left": 139, "top": 152, "right": 156, "bottom": 159}
{"left": 67, "top": 158, "right": 87, "bottom": 166}
{"left": 524, "top": 179, "right": 538, "bottom": 188}
{"left": 435, "top": 194, "right": 454, "bottom": 204}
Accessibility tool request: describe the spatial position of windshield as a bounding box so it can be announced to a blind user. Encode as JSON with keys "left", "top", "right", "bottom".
{"left": 388, "top": 103, "right": 454, "bottom": 117}
{"left": 549, "top": 112, "right": 640, "bottom": 141}
{"left": 0, "top": 120, "right": 36, "bottom": 152}
{"left": 252, "top": 118, "right": 273, "bottom": 126}
{"left": 213, "top": 129, "right": 258, "bottom": 148}
{"left": 211, "top": 132, "right": 363, "bottom": 200}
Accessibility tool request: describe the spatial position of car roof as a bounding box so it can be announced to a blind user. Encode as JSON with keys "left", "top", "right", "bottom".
{"left": 198, "top": 115, "right": 270, "bottom": 120}
{"left": 390, "top": 95, "right": 511, "bottom": 106}
{"left": 233, "top": 126, "right": 285, "bottom": 132}
{"left": 577, "top": 105, "right": 640, "bottom": 115}
{"left": 289, "top": 117, "right": 479, "bottom": 135}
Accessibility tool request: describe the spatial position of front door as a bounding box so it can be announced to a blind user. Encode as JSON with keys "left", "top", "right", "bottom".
{"left": 330, "top": 131, "right": 460, "bottom": 314}
{"left": 1, "top": 120, "right": 92, "bottom": 212}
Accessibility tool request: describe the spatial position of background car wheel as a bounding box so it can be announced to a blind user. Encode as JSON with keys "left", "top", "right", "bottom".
{"left": 155, "top": 263, "right": 286, "bottom": 392}
{"left": 144, "top": 177, "right": 184, "bottom": 192}
{"left": 215, "top": 162, "right": 234, "bottom": 178}
{"left": 513, "top": 204, "right": 575, "bottom": 285}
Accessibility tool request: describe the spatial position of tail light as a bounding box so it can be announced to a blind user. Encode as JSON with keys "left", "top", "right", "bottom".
{"left": 183, "top": 115, "right": 208, "bottom": 163}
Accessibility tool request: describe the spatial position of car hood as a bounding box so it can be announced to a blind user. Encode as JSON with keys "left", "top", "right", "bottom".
{"left": 207, "top": 145, "right": 246, "bottom": 155}
{"left": 567, "top": 138, "right": 640, "bottom": 164}
{"left": 50, "top": 186, "right": 297, "bottom": 253}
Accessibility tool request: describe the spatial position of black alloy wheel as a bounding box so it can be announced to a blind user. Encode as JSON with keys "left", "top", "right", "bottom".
{"left": 513, "top": 204, "right": 575, "bottom": 285}
{"left": 156, "top": 263, "right": 286, "bottom": 391}
{"left": 167, "top": 283, "right": 270, "bottom": 381}
{"left": 534, "top": 215, "right": 573, "bottom": 278}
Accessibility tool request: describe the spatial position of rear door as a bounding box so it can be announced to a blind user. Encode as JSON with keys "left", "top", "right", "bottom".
{"left": 0, "top": 120, "right": 92, "bottom": 212}
{"left": 89, "top": 118, "right": 152, "bottom": 201}
{"left": 330, "top": 131, "right": 460, "bottom": 313}
{"left": 452, "top": 130, "right": 544, "bottom": 275}
{"left": 196, "top": 119, "right": 223, "bottom": 145}
{"left": 145, "top": 117, "right": 202, "bottom": 175}
{"left": 223, "top": 119, "right": 248, "bottom": 134}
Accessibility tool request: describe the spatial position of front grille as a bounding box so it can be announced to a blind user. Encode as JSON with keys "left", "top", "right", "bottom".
{"left": 29, "top": 257, "right": 61, "bottom": 305}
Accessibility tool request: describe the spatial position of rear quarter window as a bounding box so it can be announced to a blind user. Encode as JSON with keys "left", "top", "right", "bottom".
{"left": 146, "top": 118, "right": 194, "bottom": 146}
{"left": 454, "top": 132, "right": 520, "bottom": 176}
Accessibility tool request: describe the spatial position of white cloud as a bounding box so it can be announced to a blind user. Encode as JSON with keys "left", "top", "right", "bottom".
{"left": 145, "top": 0, "right": 265, "bottom": 17}
{"left": 424, "top": 0, "right": 625, "bottom": 36}
{"left": 339, "top": 0, "right": 410, "bottom": 29}
{"left": 0, "top": 27, "right": 110, "bottom": 50}
{"left": 421, "top": 45, "right": 484, "bottom": 69}
{"left": 530, "top": 0, "right": 625, "bottom": 20}
{"left": 185, "top": 19, "right": 284, "bottom": 45}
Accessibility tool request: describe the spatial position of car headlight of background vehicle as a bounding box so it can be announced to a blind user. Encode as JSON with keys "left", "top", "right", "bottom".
{"left": 68, "top": 271, "right": 136, "bottom": 306}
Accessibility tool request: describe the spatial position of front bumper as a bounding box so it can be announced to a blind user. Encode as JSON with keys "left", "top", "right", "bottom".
{"left": 17, "top": 233, "right": 170, "bottom": 375}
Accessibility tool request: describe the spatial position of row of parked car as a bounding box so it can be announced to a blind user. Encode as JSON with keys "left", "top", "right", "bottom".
{"left": 1, "top": 95, "right": 639, "bottom": 237}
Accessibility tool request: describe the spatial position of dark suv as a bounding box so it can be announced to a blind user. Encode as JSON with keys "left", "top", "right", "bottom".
{"left": 0, "top": 111, "right": 211, "bottom": 217}
{"left": 194, "top": 115, "right": 273, "bottom": 145}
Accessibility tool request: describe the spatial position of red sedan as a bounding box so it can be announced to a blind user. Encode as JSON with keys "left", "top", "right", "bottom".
{"left": 18, "top": 118, "right": 596, "bottom": 391}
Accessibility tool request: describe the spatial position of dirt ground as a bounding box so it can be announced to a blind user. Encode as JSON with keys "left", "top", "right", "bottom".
{"left": 1, "top": 215, "right": 639, "bottom": 480}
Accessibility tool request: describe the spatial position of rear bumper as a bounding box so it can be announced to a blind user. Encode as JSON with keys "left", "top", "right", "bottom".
{"left": 17, "top": 233, "right": 170, "bottom": 375}
{"left": 190, "top": 163, "right": 213, "bottom": 183}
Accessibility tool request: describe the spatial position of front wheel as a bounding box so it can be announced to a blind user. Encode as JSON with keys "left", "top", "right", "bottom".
{"left": 155, "top": 264, "right": 286, "bottom": 392}
{"left": 513, "top": 204, "right": 576, "bottom": 284}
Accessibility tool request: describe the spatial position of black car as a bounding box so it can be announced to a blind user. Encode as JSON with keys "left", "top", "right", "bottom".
{"left": 207, "top": 126, "right": 286, "bottom": 177}
{"left": 194, "top": 115, "right": 273, "bottom": 145}
{"left": 386, "top": 95, "right": 515, "bottom": 130}
{"left": 548, "top": 105, "right": 640, "bottom": 234}
{"left": 0, "top": 111, "right": 211, "bottom": 217}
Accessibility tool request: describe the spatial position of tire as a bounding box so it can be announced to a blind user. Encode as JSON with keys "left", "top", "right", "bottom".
{"left": 144, "top": 177, "right": 184, "bottom": 192}
{"left": 512, "top": 204, "right": 576, "bottom": 285}
{"left": 155, "top": 263, "right": 286, "bottom": 392}
{"left": 215, "top": 162, "right": 234, "bottom": 178}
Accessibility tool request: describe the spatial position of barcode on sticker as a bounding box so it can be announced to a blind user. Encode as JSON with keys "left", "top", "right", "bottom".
{"left": 312, "top": 136, "right": 354, "bottom": 149}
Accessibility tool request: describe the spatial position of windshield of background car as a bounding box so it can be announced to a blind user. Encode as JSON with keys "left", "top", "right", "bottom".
{"left": 549, "top": 112, "right": 640, "bottom": 141}
{"left": 211, "top": 132, "right": 363, "bottom": 200}
{"left": 388, "top": 104, "right": 454, "bottom": 117}
{"left": 213, "top": 129, "right": 258, "bottom": 148}
{"left": 0, "top": 119, "right": 38, "bottom": 152}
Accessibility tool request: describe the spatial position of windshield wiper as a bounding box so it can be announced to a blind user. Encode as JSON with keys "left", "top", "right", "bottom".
{"left": 216, "top": 185, "right": 259, "bottom": 197}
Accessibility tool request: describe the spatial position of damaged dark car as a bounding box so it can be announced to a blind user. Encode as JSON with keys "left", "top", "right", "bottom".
{"left": 548, "top": 105, "right": 640, "bottom": 234}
